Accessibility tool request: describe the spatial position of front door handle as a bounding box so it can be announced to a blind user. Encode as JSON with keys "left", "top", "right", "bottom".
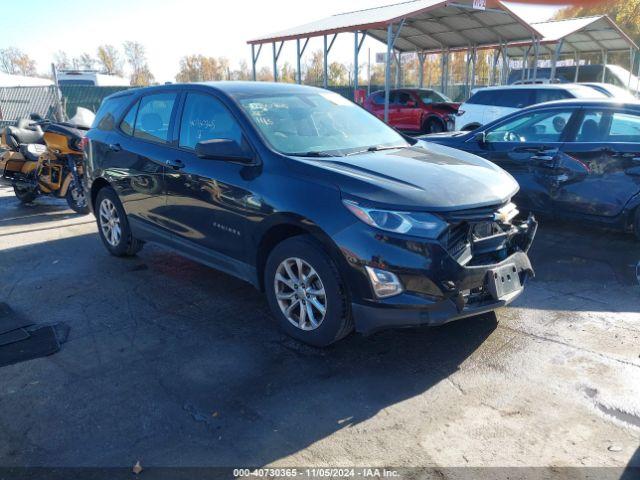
{"left": 165, "top": 159, "right": 185, "bottom": 170}
{"left": 108, "top": 143, "right": 122, "bottom": 152}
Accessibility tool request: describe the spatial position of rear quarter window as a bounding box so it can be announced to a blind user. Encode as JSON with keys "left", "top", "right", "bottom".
{"left": 93, "top": 94, "right": 134, "bottom": 131}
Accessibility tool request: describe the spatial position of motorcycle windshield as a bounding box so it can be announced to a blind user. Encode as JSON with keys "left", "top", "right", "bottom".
{"left": 68, "top": 107, "right": 96, "bottom": 129}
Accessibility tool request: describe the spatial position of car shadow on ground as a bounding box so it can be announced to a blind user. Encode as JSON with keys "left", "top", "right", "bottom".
{"left": 0, "top": 230, "right": 499, "bottom": 466}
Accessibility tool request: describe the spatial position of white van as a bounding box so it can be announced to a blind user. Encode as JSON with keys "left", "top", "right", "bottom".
{"left": 57, "top": 70, "right": 129, "bottom": 87}
{"left": 454, "top": 84, "right": 607, "bottom": 131}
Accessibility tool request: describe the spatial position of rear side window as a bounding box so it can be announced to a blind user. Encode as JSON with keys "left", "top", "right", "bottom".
{"left": 494, "top": 89, "right": 534, "bottom": 108}
{"left": 93, "top": 94, "right": 132, "bottom": 131}
{"left": 466, "top": 90, "right": 495, "bottom": 105}
{"left": 131, "top": 93, "right": 177, "bottom": 143}
{"left": 178, "top": 93, "right": 242, "bottom": 149}
{"left": 535, "top": 89, "right": 572, "bottom": 104}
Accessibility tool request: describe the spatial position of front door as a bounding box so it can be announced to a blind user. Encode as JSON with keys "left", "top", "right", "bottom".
{"left": 555, "top": 107, "right": 640, "bottom": 217}
{"left": 164, "top": 91, "right": 260, "bottom": 264}
{"left": 476, "top": 106, "right": 577, "bottom": 212}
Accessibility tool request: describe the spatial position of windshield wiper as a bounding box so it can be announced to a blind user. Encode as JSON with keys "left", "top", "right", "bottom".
{"left": 291, "top": 151, "right": 341, "bottom": 158}
{"left": 345, "top": 145, "right": 406, "bottom": 156}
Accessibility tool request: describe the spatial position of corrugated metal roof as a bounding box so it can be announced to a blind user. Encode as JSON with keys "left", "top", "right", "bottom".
{"left": 506, "top": 15, "right": 637, "bottom": 55}
{"left": 248, "top": 0, "right": 540, "bottom": 51}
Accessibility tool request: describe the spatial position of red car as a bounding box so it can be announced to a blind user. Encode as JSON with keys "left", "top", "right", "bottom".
{"left": 364, "top": 88, "right": 459, "bottom": 134}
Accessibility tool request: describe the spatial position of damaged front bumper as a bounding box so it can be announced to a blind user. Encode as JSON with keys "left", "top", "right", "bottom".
{"left": 345, "top": 213, "right": 538, "bottom": 335}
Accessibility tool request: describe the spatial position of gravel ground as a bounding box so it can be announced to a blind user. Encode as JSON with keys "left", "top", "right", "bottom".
{"left": 0, "top": 184, "right": 638, "bottom": 471}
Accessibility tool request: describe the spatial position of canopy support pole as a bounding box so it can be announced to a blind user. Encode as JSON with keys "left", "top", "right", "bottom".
{"left": 629, "top": 48, "right": 635, "bottom": 88}
{"left": 549, "top": 39, "right": 564, "bottom": 82}
{"left": 272, "top": 41, "right": 284, "bottom": 82}
{"left": 532, "top": 38, "right": 540, "bottom": 81}
{"left": 251, "top": 43, "right": 263, "bottom": 81}
{"left": 441, "top": 50, "right": 449, "bottom": 94}
{"left": 502, "top": 45, "right": 509, "bottom": 85}
{"left": 470, "top": 46, "right": 477, "bottom": 93}
{"left": 323, "top": 33, "right": 339, "bottom": 88}
{"left": 602, "top": 50, "right": 608, "bottom": 82}
{"left": 490, "top": 48, "right": 500, "bottom": 86}
{"left": 296, "top": 38, "right": 309, "bottom": 84}
{"left": 353, "top": 31, "right": 367, "bottom": 93}
{"left": 522, "top": 47, "right": 530, "bottom": 80}
{"left": 384, "top": 20, "right": 404, "bottom": 123}
{"left": 574, "top": 50, "right": 580, "bottom": 82}
{"left": 418, "top": 52, "right": 426, "bottom": 88}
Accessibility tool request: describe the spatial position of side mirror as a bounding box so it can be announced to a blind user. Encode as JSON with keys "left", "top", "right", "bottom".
{"left": 195, "top": 138, "right": 253, "bottom": 163}
{"left": 473, "top": 131, "right": 486, "bottom": 144}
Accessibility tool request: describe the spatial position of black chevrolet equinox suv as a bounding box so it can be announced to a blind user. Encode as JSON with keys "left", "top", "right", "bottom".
{"left": 85, "top": 82, "right": 537, "bottom": 346}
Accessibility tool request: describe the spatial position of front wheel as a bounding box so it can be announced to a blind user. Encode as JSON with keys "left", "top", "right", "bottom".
{"left": 95, "top": 187, "right": 143, "bottom": 257}
{"left": 13, "top": 184, "right": 37, "bottom": 204}
{"left": 65, "top": 182, "right": 89, "bottom": 214}
{"left": 423, "top": 118, "right": 445, "bottom": 134}
{"left": 264, "top": 235, "right": 353, "bottom": 347}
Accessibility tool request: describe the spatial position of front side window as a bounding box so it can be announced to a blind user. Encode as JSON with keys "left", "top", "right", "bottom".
{"left": 485, "top": 109, "right": 574, "bottom": 143}
{"left": 418, "top": 90, "right": 452, "bottom": 104}
{"left": 132, "top": 93, "right": 177, "bottom": 143}
{"left": 396, "top": 92, "right": 413, "bottom": 106}
{"left": 179, "top": 93, "right": 242, "bottom": 149}
{"left": 236, "top": 91, "right": 408, "bottom": 156}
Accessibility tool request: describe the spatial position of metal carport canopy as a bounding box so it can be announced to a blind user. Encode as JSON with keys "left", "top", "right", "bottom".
{"left": 504, "top": 15, "right": 638, "bottom": 56}
{"left": 247, "top": 0, "right": 540, "bottom": 52}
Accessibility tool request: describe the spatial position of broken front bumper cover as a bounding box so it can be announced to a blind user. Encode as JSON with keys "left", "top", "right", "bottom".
{"left": 352, "top": 215, "right": 537, "bottom": 335}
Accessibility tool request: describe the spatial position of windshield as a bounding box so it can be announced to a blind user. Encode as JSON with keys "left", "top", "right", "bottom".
{"left": 236, "top": 91, "right": 409, "bottom": 156}
{"left": 418, "top": 90, "right": 452, "bottom": 104}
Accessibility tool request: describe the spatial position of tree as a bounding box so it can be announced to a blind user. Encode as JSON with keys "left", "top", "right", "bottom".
{"left": 256, "top": 66, "right": 274, "bottom": 82}
{"left": 54, "top": 50, "right": 71, "bottom": 70}
{"left": 232, "top": 60, "right": 252, "bottom": 81}
{"left": 280, "top": 62, "right": 296, "bottom": 83}
{"left": 0, "top": 47, "right": 37, "bottom": 76}
{"left": 328, "top": 61, "right": 347, "bottom": 86}
{"left": 123, "top": 41, "right": 155, "bottom": 86}
{"left": 303, "top": 50, "right": 324, "bottom": 85}
{"left": 175, "top": 55, "right": 230, "bottom": 82}
{"left": 97, "top": 45, "right": 124, "bottom": 76}
{"left": 78, "top": 53, "right": 95, "bottom": 70}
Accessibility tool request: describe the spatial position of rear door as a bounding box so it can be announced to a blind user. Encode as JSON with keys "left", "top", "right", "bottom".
{"left": 105, "top": 91, "right": 179, "bottom": 230}
{"left": 554, "top": 107, "right": 640, "bottom": 217}
{"left": 476, "top": 106, "right": 578, "bottom": 211}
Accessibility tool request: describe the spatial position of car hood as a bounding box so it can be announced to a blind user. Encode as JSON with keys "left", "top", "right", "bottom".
{"left": 293, "top": 142, "right": 519, "bottom": 212}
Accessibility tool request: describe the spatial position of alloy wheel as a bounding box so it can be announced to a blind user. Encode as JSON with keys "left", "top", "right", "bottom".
{"left": 274, "top": 257, "right": 327, "bottom": 331}
{"left": 99, "top": 198, "right": 121, "bottom": 247}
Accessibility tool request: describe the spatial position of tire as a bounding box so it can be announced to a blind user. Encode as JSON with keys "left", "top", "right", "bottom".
{"left": 95, "top": 187, "right": 143, "bottom": 257}
{"left": 65, "top": 181, "right": 90, "bottom": 214}
{"left": 264, "top": 235, "right": 353, "bottom": 347}
{"left": 423, "top": 118, "right": 445, "bottom": 134}
{"left": 13, "top": 185, "right": 37, "bottom": 204}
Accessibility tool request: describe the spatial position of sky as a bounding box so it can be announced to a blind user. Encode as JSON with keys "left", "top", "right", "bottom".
{"left": 5, "top": 0, "right": 562, "bottom": 83}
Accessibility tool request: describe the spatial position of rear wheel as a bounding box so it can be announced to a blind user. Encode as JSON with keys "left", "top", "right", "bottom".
{"left": 65, "top": 181, "right": 89, "bottom": 214}
{"left": 95, "top": 187, "right": 143, "bottom": 257}
{"left": 13, "top": 184, "right": 37, "bottom": 204}
{"left": 264, "top": 235, "right": 352, "bottom": 347}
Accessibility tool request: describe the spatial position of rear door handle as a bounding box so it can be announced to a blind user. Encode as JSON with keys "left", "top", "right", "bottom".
{"left": 165, "top": 159, "right": 185, "bottom": 170}
{"left": 108, "top": 143, "right": 122, "bottom": 152}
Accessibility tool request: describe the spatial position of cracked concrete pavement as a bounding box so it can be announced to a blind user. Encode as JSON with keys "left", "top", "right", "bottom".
{"left": 0, "top": 184, "right": 638, "bottom": 468}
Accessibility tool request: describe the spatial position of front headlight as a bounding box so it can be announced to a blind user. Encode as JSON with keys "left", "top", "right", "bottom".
{"left": 343, "top": 200, "right": 447, "bottom": 238}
